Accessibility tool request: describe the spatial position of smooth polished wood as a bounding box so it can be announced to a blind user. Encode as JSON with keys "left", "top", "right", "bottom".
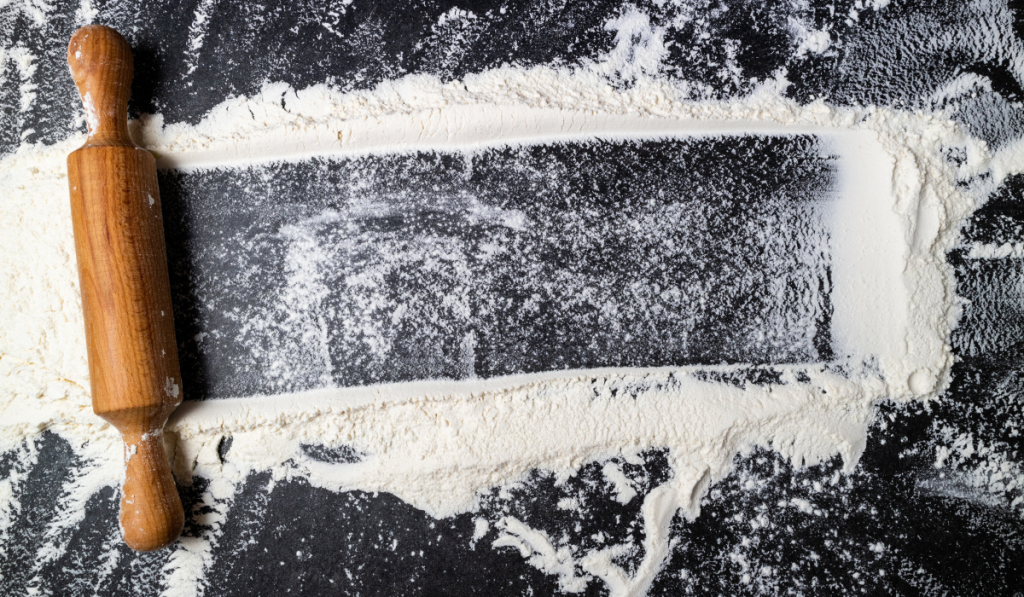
{"left": 67, "top": 25, "right": 184, "bottom": 552}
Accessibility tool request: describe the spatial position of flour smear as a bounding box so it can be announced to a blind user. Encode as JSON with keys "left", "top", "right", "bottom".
{"left": 1, "top": 3, "right": 1021, "bottom": 597}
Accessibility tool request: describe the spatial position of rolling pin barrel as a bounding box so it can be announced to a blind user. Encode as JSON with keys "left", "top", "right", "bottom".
{"left": 67, "top": 25, "right": 184, "bottom": 551}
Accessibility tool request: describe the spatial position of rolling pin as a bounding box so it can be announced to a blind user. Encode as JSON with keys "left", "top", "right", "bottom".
{"left": 67, "top": 25, "right": 185, "bottom": 551}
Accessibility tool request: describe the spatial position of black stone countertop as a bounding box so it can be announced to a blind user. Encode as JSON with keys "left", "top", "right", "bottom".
{"left": 2, "top": 1, "right": 1023, "bottom": 595}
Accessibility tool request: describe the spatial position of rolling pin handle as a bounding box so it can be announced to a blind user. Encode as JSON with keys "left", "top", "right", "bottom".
{"left": 121, "top": 431, "right": 185, "bottom": 551}
{"left": 67, "top": 25, "right": 134, "bottom": 145}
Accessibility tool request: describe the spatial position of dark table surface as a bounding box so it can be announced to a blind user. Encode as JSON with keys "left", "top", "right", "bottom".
{"left": 2, "top": 1, "right": 1023, "bottom": 595}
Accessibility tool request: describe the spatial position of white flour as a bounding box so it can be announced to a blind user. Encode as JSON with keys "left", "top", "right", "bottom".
{"left": 0, "top": 66, "right": 996, "bottom": 595}
{"left": 0, "top": 9, "right": 1016, "bottom": 596}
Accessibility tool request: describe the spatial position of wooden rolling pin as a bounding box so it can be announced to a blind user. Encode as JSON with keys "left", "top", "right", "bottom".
{"left": 67, "top": 25, "right": 185, "bottom": 551}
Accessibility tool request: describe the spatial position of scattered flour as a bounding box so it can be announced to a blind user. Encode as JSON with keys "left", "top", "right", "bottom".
{"left": 922, "top": 424, "right": 1024, "bottom": 516}
{"left": 967, "top": 242, "right": 1024, "bottom": 260}
{"left": 0, "top": 21, "right": 1011, "bottom": 597}
{"left": 789, "top": 19, "right": 832, "bottom": 58}
{"left": 603, "top": 462, "right": 638, "bottom": 505}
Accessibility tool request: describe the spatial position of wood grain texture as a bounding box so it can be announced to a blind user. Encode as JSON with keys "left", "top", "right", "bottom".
{"left": 67, "top": 25, "right": 184, "bottom": 552}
